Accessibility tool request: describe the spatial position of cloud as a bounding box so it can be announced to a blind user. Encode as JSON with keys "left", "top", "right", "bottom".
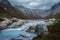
{"left": 40, "top": 6, "right": 51, "bottom": 10}
{"left": 8, "top": 0, "right": 31, "bottom": 5}
{"left": 8, "top": 0, "right": 60, "bottom": 10}
{"left": 29, "top": 2, "right": 40, "bottom": 7}
{"left": 15, "top": 0, "right": 31, "bottom": 3}
{"left": 53, "top": 0, "right": 60, "bottom": 3}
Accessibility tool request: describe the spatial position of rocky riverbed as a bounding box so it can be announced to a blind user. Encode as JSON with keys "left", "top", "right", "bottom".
{"left": 0, "top": 18, "right": 55, "bottom": 40}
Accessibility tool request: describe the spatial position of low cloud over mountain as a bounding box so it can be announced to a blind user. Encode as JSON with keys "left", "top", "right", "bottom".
{"left": 8, "top": 0, "right": 60, "bottom": 10}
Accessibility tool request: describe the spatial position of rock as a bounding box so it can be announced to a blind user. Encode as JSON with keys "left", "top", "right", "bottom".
{"left": 46, "top": 18, "right": 56, "bottom": 25}
{"left": 27, "top": 26, "right": 36, "bottom": 33}
{"left": 8, "top": 19, "right": 27, "bottom": 28}
{"left": 1, "top": 19, "right": 12, "bottom": 27}
{"left": 11, "top": 17, "right": 18, "bottom": 22}
{"left": 35, "top": 23, "right": 48, "bottom": 34}
{"left": 0, "top": 18, "right": 13, "bottom": 30}
{"left": 0, "top": 18, "right": 5, "bottom": 22}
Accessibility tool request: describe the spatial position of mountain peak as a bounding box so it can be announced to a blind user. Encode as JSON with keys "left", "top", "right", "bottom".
{"left": 51, "top": 2, "right": 60, "bottom": 10}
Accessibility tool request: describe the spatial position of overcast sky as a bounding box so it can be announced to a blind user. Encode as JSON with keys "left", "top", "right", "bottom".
{"left": 8, "top": 0, "right": 60, "bottom": 10}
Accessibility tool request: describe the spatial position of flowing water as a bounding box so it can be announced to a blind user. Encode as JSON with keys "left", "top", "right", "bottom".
{"left": 0, "top": 20, "right": 48, "bottom": 40}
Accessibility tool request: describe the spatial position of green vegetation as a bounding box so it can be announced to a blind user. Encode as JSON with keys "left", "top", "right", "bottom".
{"left": 0, "top": 6, "right": 12, "bottom": 19}
{"left": 33, "top": 12, "right": 60, "bottom": 40}
{"left": 0, "top": 11, "right": 12, "bottom": 18}
{"left": 54, "top": 13, "right": 60, "bottom": 19}
{"left": 41, "top": 19, "right": 60, "bottom": 40}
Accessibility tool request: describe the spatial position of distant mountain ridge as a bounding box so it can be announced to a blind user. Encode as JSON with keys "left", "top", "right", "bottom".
{"left": 0, "top": 0, "right": 60, "bottom": 19}
{"left": 51, "top": 2, "right": 60, "bottom": 13}
{"left": 14, "top": 2, "right": 60, "bottom": 19}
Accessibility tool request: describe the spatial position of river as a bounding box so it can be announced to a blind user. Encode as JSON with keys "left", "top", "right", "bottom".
{"left": 0, "top": 20, "right": 48, "bottom": 40}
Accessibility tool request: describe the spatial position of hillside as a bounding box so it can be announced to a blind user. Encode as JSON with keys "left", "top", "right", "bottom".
{"left": 0, "top": 0, "right": 26, "bottom": 19}
{"left": 33, "top": 12, "right": 60, "bottom": 40}
{"left": 0, "top": 0, "right": 60, "bottom": 19}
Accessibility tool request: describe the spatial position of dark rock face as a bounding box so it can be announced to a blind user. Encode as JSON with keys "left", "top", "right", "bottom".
{"left": 0, "top": 0, "right": 24, "bottom": 19}
{"left": 0, "top": 0, "right": 10, "bottom": 10}
{"left": 51, "top": 2, "right": 60, "bottom": 13}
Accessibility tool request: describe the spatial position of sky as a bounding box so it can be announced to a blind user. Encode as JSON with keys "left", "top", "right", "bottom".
{"left": 8, "top": 0, "right": 60, "bottom": 10}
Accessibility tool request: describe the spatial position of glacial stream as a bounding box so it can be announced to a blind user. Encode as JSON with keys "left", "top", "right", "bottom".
{"left": 0, "top": 20, "right": 48, "bottom": 40}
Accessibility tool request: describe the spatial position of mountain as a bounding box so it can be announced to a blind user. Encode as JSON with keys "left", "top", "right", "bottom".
{"left": 14, "top": 5, "right": 52, "bottom": 19}
{"left": 44, "top": 2, "right": 60, "bottom": 19}
{"left": 0, "top": 0, "right": 25, "bottom": 19}
{"left": 14, "top": 2, "right": 60, "bottom": 19}
{"left": 0, "top": 0, "right": 12, "bottom": 18}
{"left": 51, "top": 2, "right": 60, "bottom": 13}
{"left": 0, "top": 0, "right": 60, "bottom": 19}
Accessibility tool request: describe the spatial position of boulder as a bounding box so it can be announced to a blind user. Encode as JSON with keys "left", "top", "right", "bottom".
{"left": 0, "top": 18, "right": 12, "bottom": 30}
{"left": 8, "top": 19, "right": 27, "bottom": 28}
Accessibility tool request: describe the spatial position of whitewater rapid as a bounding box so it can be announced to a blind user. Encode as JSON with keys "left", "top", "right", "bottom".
{"left": 0, "top": 20, "right": 48, "bottom": 40}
